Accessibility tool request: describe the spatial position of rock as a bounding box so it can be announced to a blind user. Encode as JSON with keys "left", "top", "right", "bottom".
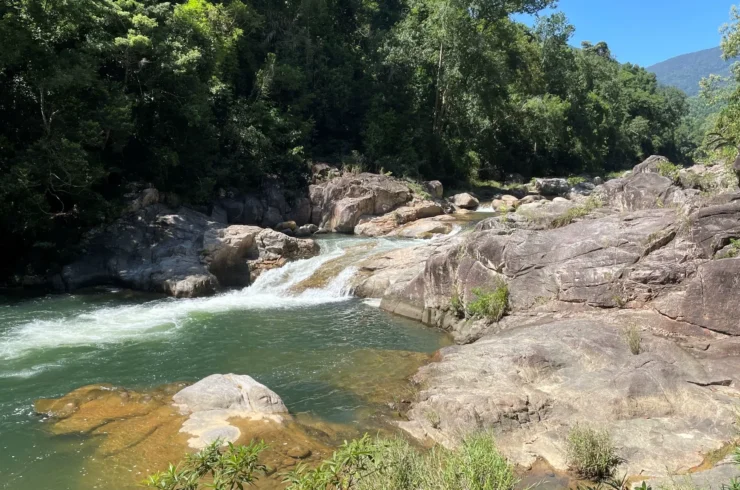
{"left": 597, "top": 171, "right": 690, "bottom": 212}
{"left": 506, "top": 173, "right": 525, "bottom": 184}
{"left": 534, "top": 178, "right": 570, "bottom": 196}
{"left": 568, "top": 181, "right": 596, "bottom": 197}
{"left": 287, "top": 447, "right": 312, "bottom": 459}
{"left": 593, "top": 176, "right": 603, "bottom": 185}
{"left": 637, "top": 456, "right": 740, "bottom": 490}
{"left": 424, "top": 180, "right": 444, "bottom": 199}
{"left": 679, "top": 164, "right": 738, "bottom": 193}
{"left": 449, "top": 193, "right": 479, "bottom": 210}
{"left": 295, "top": 224, "right": 319, "bottom": 237}
{"left": 310, "top": 173, "right": 412, "bottom": 232}
{"left": 288, "top": 197, "right": 312, "bottom": 226}
{"left": 490, "top": 199, "right": 514, "bottom": 213}
{"left": 59, "top": 206, "right": 319, "bottom": 297}
{"left": 128, "top": 188, "right": 160, "bottom": 213}
{"left": 519, "top": 194, "right": 545, "bottom": 205}
{"left": 400, "top": 315, "right": 740, "bottom": 477}
{"left": 387, "top": 217, "right": 454, "bottom": 239}
{"left": 354, "top": 201, "right": 444, "bottom": 237}
{"left": 210, "top": 205, "right": 228, "bottom": 224}
{"left": 500, "top": 194, "right": 519, "bottom": 204}
{"left": 173, "top": 374, "right": 287, "bottom": 414}
{"left": 276, "top": 221, "right": 297, "bottom": 232}
{"left": 633, "top": 154, "right": 670, "bottom": 174}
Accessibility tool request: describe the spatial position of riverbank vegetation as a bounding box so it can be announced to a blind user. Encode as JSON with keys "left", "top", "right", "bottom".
{"left": 145, "top": 433, "right": 519, "bottom": 490}
{"left": 0, "top": 0, "right": 701, "bottom": 278}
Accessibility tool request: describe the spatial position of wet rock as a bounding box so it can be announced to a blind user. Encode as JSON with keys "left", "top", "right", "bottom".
{"left": 387, "top": 217, "right": 453, "bottom": 239}
{"left": 287, "top": 446, "right": 312, "bottom": 459}
{"left": 449, "top": 193, "right": 479, "bottom": 210}
{"left": 295, "top": 223, "right": 319, "bottom": 237}
{"left": 276, "top": 221, "right": 297, "bottom": 232}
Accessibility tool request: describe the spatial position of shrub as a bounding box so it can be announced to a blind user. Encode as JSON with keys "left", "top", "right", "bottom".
{"left": 450, "top": 291, "right": 465, "bottom": 318}
{"left": 623, "top": 324, "right": 642, "bottom": 355}
{"left": 567, "top": 176, "right": 588, "bottom": 187}
{"left": 406, "top": 180, "right": 432, "bottom": 200}
{"left": 438, "top": 432, "right": 518, "bottom": 490}
{"left": 142, "top": 439, "right": 268, "bottom": 490}
{"left": 550, "top": 197, "right": 602, "bottom": 228}
{"left": 566, "top": 426, "right": 621, "bottom": 481}
{"left": 467, "top": 280, "right": 509, "bottom": 322}
{"left": 655, "top": 161, "right": 681, "bottom": 182}
{"left": 718, "top": 238, "right": 740, "bottom": 259}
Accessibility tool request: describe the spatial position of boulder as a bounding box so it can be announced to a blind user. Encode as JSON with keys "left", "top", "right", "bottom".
{"left": 449, "top": 193, "right": 479, "bottom": 210}
{"left": 387, "top": 217, "right": 454, "bottom": 239}
{"left": 310, "top": 173, "right": 412, "bottom": 232}
{"left": 534, "top": 178, "right": 570, "bottom": 196}
{"left": 276, "top": 221, "right": 297, "bottom": 232}
{"left": 354, "top": 201, "right": 444, "bottom": 237}
{"left": 173, "top": 374, "right": 287, "bottom": 415}
{"left": 500, "top": 194, "right": 519, "bottom": 205}
{"left": 295, "top": 224, "right": 319, "bottom": 237}
{"left": 597, "top": 171, "right": 691, "bottom": 212}
{"left": 424, "top": 180, "right": 444, "bottom": 199}
{"left": 633, "top": 154, "right": 670, "bottom": 174}
{"left": 58, "top": 205, "right": 319, "bottom": 297}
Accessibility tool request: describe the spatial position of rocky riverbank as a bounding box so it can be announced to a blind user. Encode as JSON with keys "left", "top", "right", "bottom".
{"left": 347, "top": 156, "right": 740, "bottom": 481}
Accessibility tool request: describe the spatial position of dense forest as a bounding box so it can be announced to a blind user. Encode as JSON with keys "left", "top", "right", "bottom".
{"left": 0, "top": 0, "right": 707, "bottom": 278}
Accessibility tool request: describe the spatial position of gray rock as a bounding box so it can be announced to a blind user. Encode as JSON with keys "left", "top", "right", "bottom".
{"left": 534, "top": 178, "right": 570, "bottom": 196}
{"left": 400, "top": 315, "right": 739, "bottom": 477}
{"left": 450, "top": 193, "right": 479, "bottom": 210}
{"left": 424, "top": 180, "right": 444, "bottom": 199}
{"left": 59, "top": 206, "right": 319, "bottom": 297}
{"left": 633, "top": 154, "right": 671, "bottom": 174}
{"left": 309, "top": 173, "right": 412, "bottom": 232}
{"left": 173, "top": 374, "right": 287, "bottom": 414}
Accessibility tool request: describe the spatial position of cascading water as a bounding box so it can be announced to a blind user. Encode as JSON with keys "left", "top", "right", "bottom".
{"left": 0, "top": 235, "right": 449, "bottom": 490}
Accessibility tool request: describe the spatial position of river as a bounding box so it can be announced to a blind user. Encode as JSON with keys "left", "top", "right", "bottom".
{"left": 0, "top": 236, "right": 450, "bottom": 489}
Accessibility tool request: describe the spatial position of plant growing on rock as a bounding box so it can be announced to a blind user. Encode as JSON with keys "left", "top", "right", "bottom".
{"left": 550, "top": 197, "right": 602, "bottom": 228}
{"left": 450, "top": 291, "right": 465, "bottom": 318}
{"left": 143, "top": 439, "right": 268, "bottom": 490}
{"left": 467, "top": 280, "right": 510, "bottom": 322}
{"left": 568, "top": 176, "right": 588, "bottom": 187}
{"left": 623, "top": 324, "right": 642, "bottom": 355}
{"left": 566, "top": 426, "right": 621, "bottom": 481}
{"left": 656, "top": 161, "right": 682, "bottom": 182}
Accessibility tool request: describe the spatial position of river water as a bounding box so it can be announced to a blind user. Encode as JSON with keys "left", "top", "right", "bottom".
{"left": 0, "top": 236, "right": 449, "bottom": 489}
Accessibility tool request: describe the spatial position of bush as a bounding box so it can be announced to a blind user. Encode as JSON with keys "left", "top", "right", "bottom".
{"left": 467, "top": 280, "right": 510, "bottom": 322}
{"left": 567, "top": 176, "right": 588, "bottom": 187}
{"left": 566, "top": 426, "right": 621, "bottom": 481}
{"left": 655, "top": 161, "right": 681, "bottom": 182}
{"left": 142, "top": 439, "right": 267, "bottom": 490}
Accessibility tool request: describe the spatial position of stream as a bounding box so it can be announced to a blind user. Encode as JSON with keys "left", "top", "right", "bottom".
{"left": 0, "top": 236, "right": 450, "bottom": 489}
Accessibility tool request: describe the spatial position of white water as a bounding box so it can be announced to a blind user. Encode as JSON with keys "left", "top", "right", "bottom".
{"left": 0, "top": 237, "right": 416, "bottom": 361}
{"left": 477, "top": 202, "right": 495, "bottom": 212}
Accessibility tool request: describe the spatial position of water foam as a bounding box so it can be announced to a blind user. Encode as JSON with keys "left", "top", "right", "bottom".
{"left": 0, "top": 236, "right": 414, "bottom": 361}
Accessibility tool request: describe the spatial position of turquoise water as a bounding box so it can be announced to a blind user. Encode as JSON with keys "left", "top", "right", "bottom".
{"left": 0, "top": 236, "right": 447, "bottom": 489}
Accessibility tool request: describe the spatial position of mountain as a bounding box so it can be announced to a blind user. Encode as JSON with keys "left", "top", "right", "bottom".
{"left": 647, "top": 46, "right": 734, "bottom": 96}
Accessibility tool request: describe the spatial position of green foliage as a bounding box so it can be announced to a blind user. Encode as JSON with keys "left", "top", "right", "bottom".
{"left": 717, "top": 238, "right": 740, "bottom": 259}
{"left": 0, "top": 0, "right": 697, "bottom": 279}
{"left": 567, "top": 176, "right": 588, "bottom": 186}
{"left": 283, "top": 432, "right": 517, "bottom": 490}
{"left": 550, "top": 197, "right": 603, "bottom": 228}
{"left": 142, "top": 439, "right": 267, "bottom": 490}
{"left": 567, "top": 426, "right": 621, "bottom": 481}
{"left": 655, "top": 161, "right": 682, "bottom": 181}
{"left": 449, "top": 291, "right": 464, "bottom": 318}
{"left": 467, "top": 280, "right": 510, "bottom": 322}
{"left": 405, "top": 181, "right": 432, "bottom": 200}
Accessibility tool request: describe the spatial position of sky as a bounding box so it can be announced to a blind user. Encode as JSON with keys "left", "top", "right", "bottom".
{"left": 515, "top": 0, "right": 736, "bottom": 67}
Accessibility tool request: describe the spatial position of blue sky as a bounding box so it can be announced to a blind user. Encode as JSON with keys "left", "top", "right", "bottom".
{"left": 515, "top": 0, "right": 735, "bottom": 67}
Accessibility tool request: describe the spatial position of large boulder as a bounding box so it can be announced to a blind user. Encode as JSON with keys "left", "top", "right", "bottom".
{"left": 173, "top": 374, "right": 287, "bottom": 415}
{"left": 174, "top": 374, "right": 288, "bottom": 449}
{"left": 424, "top": 180, "right": 444, "bottom": 199}
{"left": 534, "top": 178, "right": 570, "bottom": 196}
{"left": 354, "top": 200, "right": 444, "bottom": 237}
{"left": 59, "top": 205, "right": 319, "bottom": 297}
{"left": 310, "top": 173, "right": 413, "bottom": 232}
{"left": 449, "top": 193, "right": 479, "bottom": 210}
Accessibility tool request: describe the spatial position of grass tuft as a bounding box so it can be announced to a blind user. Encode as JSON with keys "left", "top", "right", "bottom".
{"left": 467, "top": 280, "right": 509, "bottom": 322}
{"left": 623, "top": 324, "right": 642, "bottom": 355}
{"left": 566, "top": 425, "right": 621, "bottom": 481}
{"left": 550, "top": 197, "right": 602, "bottom": 228}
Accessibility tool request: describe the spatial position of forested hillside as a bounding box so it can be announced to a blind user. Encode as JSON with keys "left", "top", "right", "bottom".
{"left": 0, "top": 0, "right": 693, "bottom": 278}
{"left": 648, "top": 46, "right": 733, "bottom": 96}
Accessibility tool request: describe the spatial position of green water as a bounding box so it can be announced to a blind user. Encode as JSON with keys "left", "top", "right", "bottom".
{"left": 0, "top": 236, "right": 448, "bottom": 489}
